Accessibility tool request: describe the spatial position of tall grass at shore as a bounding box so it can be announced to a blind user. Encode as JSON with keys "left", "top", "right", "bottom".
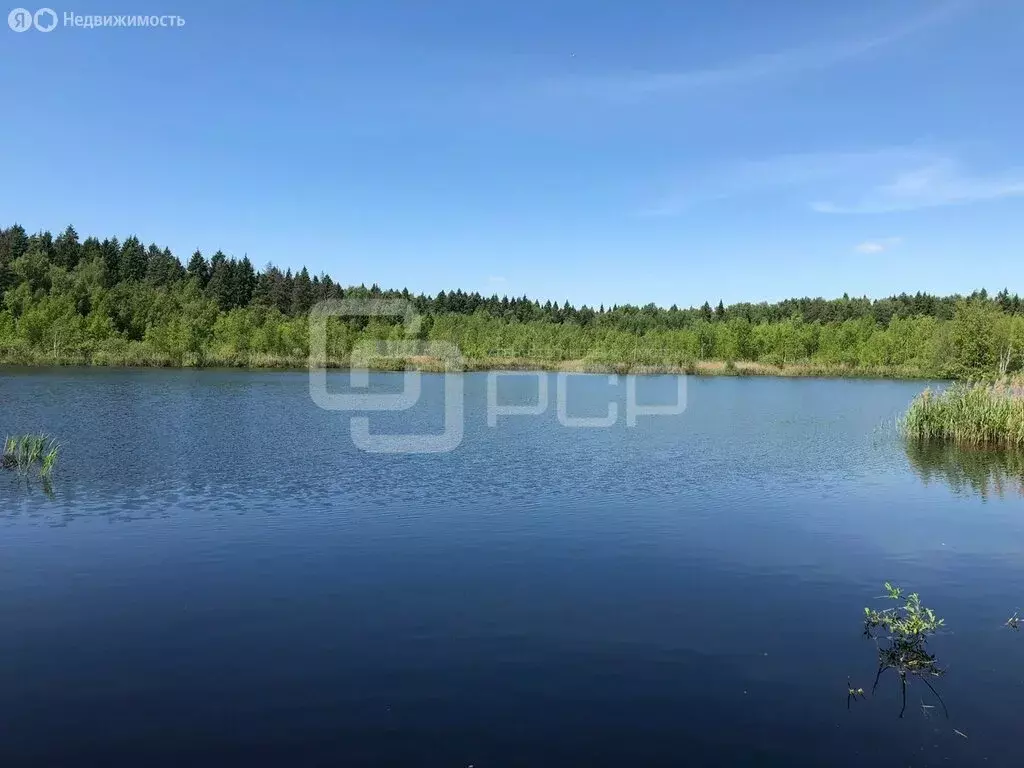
{"left": 901, "top": 377, "right": 1024, "bottom": 449}
{"left": 0, "top": 344, "right": 937, "bottom": 380}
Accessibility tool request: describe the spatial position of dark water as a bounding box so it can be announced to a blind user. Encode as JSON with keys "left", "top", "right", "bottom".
{"left": 2, "top": 368, "right": 1023, "bottom": 767}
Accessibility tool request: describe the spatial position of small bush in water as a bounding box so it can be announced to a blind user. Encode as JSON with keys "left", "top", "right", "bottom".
{"left": 864, "top": 583, "right": 947, "bottom": 719}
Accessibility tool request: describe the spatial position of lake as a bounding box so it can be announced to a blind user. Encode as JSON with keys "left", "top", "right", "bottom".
{"left": 2, "top": 368, "right": 1023, "bottom": 766}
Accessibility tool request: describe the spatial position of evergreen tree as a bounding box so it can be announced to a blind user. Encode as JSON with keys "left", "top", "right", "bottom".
{"left": 54, "top": 224, "right": 82, "bottom": 270}
{"left": 0, "top": 224, "right": 30, "bottom": 264}
{"left": 2, "top": 218, "right": 1022, "bottom": 378}
{"left": 187, "top": 250, "right": 210, "bottom": 287}
{"left": 118, "top": 236, "right": 147, "bottom": 282}
{"left": 252, "top": 263, "right": 276, "bottom": 307}
{"left": 291, "top": 267, "right": 313, "bottom": 315}
{"left": 144, "top": 244, "right": 165, "bottom": 284}
{"left": 144, "top": 245, "right": 182, "bottom": 286}
{"left": 205, "top": 251, "right": 234, "bottom": 311}
{"left": 80, "top": 236, "right": 103, "bottom": 265}
{"left": 235, "top": 256, "right": 256, "bottom": 307}
{"left": 29, "top": 230, "right": 55, "bottom": 262}
{"left": 100, "top": 237, "right": 121, "bottom": 281}
{"left": 165, "top": 247, "right": 185, "bottom": 282}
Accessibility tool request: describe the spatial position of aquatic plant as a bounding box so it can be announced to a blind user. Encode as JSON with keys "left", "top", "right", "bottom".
{"left": 901, "top": 377, "right": 1024, "bottom": 449}
{"left": 864, "top": 583, "right": 947, "bottom": 719}
{"left": 846, "top": 680, "right": 866, "bottom": 709}
{"left": 2, "top": 434, "right": 60, "bottom": 478}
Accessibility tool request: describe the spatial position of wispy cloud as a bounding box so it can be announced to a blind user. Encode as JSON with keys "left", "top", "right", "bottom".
{"left": 551, "top": 1, "right": 971, "bottom": 100}
{"left": 855, "top": 237, "right": 903, "bottom": 254}
{"left": 645, "top": 147, "right": 1024, "bottom": 216}
{"left": 642, "top": 147, "right": 929, "bottom": 216}
{"left": 813, "top": 160, "right": 1024, "bottom": 213}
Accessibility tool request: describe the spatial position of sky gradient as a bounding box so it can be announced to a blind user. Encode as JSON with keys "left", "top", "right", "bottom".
{"left": 3, "top": 0, "right": 1022, "bottom": 308}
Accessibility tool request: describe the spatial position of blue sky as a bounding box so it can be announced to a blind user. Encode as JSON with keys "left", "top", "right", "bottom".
{"left": 2, "top": 0, "right": 1022, "bottom": 308}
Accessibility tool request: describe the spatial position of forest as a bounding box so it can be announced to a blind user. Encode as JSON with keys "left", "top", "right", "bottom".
{"left": 1, "top": 223, "right": 1022, "bottom": 379}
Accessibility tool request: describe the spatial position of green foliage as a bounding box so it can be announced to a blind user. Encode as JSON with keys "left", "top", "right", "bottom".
{"left": 3, "top": 434, "right": 60, "bottom": 478}
{"left": 118, "top": 236, "right": 147, "bottom": 283}
{"left": 863, "top": 583, "right": 947, "bottom": 719}
{"left": 864, "top": 582, "right": 945, "bottom": 638}
{"left": 946, "top": 300, "right": 1005, "bottom": 379}
{"left": 0, "top": 222, "right": 1022, "bottom": 374}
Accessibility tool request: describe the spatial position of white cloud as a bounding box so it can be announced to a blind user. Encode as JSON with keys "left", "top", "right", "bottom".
{"left": 644, "top": 147, "right": 1024, "bottom": 217}
{"left": 855, "top": 237, "right": 903, "bottom": 253}
{"left": 549, "top": 1, "right": 971, "bottom": 101}
{"left": 813, "top": 160, "right": 1024, "bottom": 214}
{"left": 642, "top": 147, "right": 931, "bottom": 216}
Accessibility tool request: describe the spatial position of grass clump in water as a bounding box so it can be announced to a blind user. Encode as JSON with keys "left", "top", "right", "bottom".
{"left": 2, "top": 434, "right": 60, "bottom": 478}
{"left": 864, "top": 582, "right": 947, "bottom": 719}
{"left": 901, "top": 377, "right": 1024, "bottom": 449}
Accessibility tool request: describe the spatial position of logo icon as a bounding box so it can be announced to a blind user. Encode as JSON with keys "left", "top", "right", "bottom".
{"left": 309, "top": 299, "right": 465, "bottom": 454}
{"left": 7, "top": 7, "right": 57, "bottom": 31}
{"left": 308, "top": 299, "right": 689, "bottom": 453}
{"left": 33, "top": 7, "right": 57, "bottom": 31}
{"left": 7, "top": 7, "right": 32, "bottom": 31}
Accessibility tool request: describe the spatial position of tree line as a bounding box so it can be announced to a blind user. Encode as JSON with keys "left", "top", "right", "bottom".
{"left": 1, "top": 222, "right": 1021, "bottom": 378}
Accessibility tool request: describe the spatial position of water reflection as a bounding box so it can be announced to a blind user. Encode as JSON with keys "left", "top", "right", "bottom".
{"left": 1, "top": 473, "right": 55, "bottom": 501}
{"left": 905, "top": 441, "right": 1024, "bottom": 499}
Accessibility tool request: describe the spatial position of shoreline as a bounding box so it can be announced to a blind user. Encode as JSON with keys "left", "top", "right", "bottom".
{"left": 0, "top": 353, "right": 940, "bottom": 381}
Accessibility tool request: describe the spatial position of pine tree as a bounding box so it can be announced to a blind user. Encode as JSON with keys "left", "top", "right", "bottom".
{"left": 80, "top": 236, "right": 103, "bottom": 265}
{"left": 165, "top": 247, "right": 184, "bottom": 282}
{"left": 187, "top": 250, "right": 210, "bottom": 287}
{"left": 291, "top": 267, "right": 313, "bottom": 315}
{"left": 280, "top": 269, "right": 296, "bottom": 314}
{"left": 144, "top": 244, "right": 164, "bottom": 284}
{"left": 253, "top": 263, "right": 276, "bottom": 307}
{"left": 235, "top": 256, "right": 256, "bottom": 307}
{"left": 54, "top": 224, "right": 82, "bottom": 270}
{"left": 118, "top": 236, "right": 147, "bottom": 282}
{"left": 29, "top": 230, "right": 55, "bottom": 262}
{"left": 100, "top": 237, "right": 121, "bottom": 281}
{"left": 205, "top": 251, "right": 234, "bottom": 311}
{"left": 0, "top": 224, "right": 29, "bottom": 264}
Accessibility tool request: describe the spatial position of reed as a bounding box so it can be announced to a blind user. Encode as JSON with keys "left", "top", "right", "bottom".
{"left": 901, "top": 377, "right": 1024, "bottom": 449}
{"left": 2, "top": 434, "right": 60, "bottom": 478}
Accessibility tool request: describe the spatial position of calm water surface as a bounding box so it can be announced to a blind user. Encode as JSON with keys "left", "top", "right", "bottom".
{"left": 2, "top": 368, "right": 1023, "bottom": 766}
